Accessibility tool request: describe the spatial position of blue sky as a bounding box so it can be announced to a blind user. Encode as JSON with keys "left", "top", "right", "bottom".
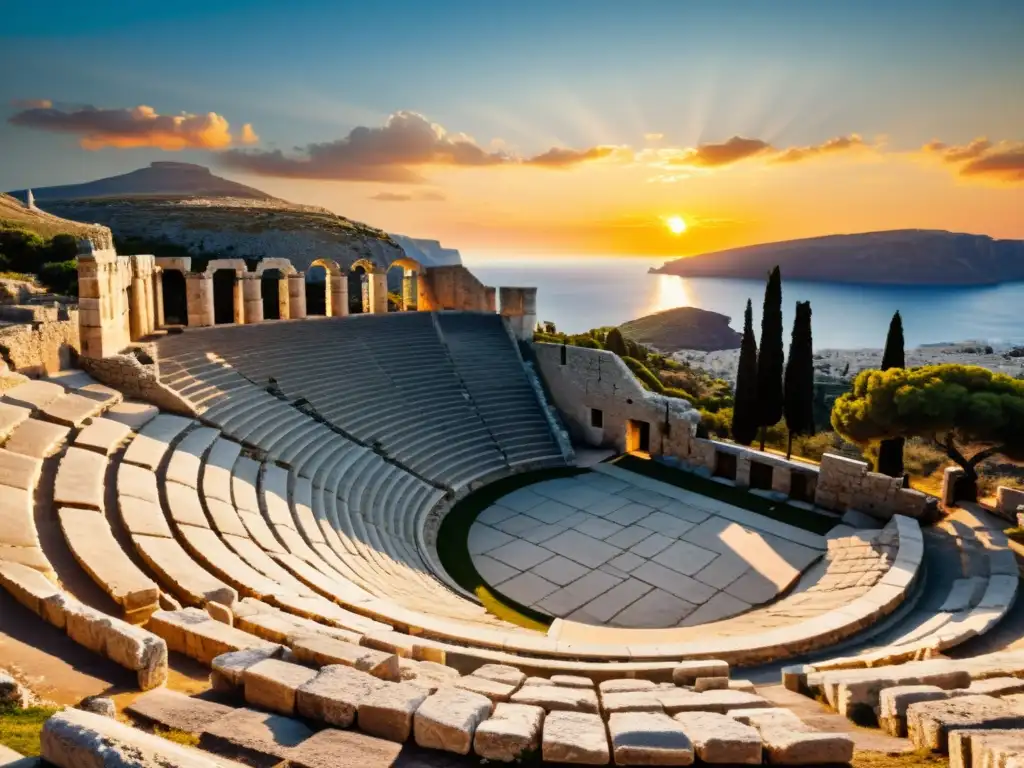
{"left": 2, "top": 0, "right": 1022, "bottom": 253}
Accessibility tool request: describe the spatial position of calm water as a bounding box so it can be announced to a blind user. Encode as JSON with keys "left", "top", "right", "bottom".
{"left": 465, "top": 256, "right": 1024, "bottom": 349}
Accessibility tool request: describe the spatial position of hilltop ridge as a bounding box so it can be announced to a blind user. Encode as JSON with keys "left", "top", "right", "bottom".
{"left": 653, "top": 229, "right": 1024, "bottom": 286}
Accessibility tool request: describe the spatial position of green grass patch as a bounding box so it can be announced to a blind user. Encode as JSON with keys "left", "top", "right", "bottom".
{"left": 0, "top": 703, "right": 60, "bottom": 757}
{"left": 610, "top": 453, "right": 836, "bottom": 536}
{"left": 436, "top": 467, "right": 587, "bottom": 631}
{"left": 152, "top": 726, "right": 200, "bottom": 747}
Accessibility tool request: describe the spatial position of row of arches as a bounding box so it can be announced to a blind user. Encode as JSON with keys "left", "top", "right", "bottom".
{"left": 158, "top": 256, "right": 425, "bottom": 328}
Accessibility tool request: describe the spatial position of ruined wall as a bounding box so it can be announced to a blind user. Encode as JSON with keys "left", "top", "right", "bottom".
{"left": 80, "top": 348, "right": 196, "bottom": 416}
{"left": 424, "top": 266, "right": 494, "bottom": 312}
{"left": 500, "top": 287, "right": 538, "bottom": 341}
{"left": 0, "top": 310, "right": 80, "bottom": 376}
{"left": 533, "top": 342, "right": 700, "bottom": 456}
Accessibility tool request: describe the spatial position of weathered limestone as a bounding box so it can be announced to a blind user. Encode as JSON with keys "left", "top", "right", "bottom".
{"left": 672, "top": 661, "right": 730, "bottom": 685}
{"left": 948, "top": 728, "right": 1024, "bottom": 768}
{"left": 414, "top": 687, "right": 493, "bottom": 754}
{"left": 41, "top": 392, "right": 106, "bottom": 428}
{"left": 657, "top": 690, "right": 769, "bottom": 716}
{"left": 511, "top": 684, "right": 600, "bottom": 714}
{"left": 399, "top": 659, "right": 460, "bottom": 692}
{"left": 149, "top": 609, "right": 274, "bottom": 665}
{"left": 600, "top": 680, "right": 658, "bottom": 695}
{"left": 828, "top": 661, "right": 972, "bottom": 721}
{"left": 733, "top": 708, "right": 854, "bottom": 765}
{"left": 0, "top": 401, "right": 31, "bottom": 441}
{"left": 126, "top": 688, "right": 234, "bottom": 735}
{"left": 242, "top": 274, "right": 263, "bottom": 325}
{"left": 199, "top": 707, "right": 312, "bottom": 767}
{"left": 357, "top": 682, "right": 430, "bottom": 742}
{"left": 454, "top": 675, "right": 518, "bottom": 703}
{"left": 296, "top": 664, "right": 386, "bottom": 727}
{"left": 0, "top": 561, "right": 65, "bottom": 624}
{"left": 243, "top": 658, "right": 318, "bottom": 716}
{"left": 5, "top": 419, "right": 70, "bottom": 458}
{"left": 0, "top": 448, "right": 42, "bottom": 490}
{"left": 0, "top": 485, "right": 38, "bottom": 550}
{"left": 42, "top": 708, "right": 246, "bottom": 768}
{"left": 907, "top": 694, "right": 1024, "bottom": 752}
{"left": 287, "top": 273, "right": 307, "bottom": 320}
{"left": 673, "top": 712, "right": 762, "bottom": 765}
{"left": 695, "top": 677, "right": 730, "bottom": 692}
{"left": 542, "top": 711, "right": 610, "bottom": 765}
{"left": 473, "top": 663, "right": 527, "bottom": 688}
{"left": 474, "top": 702, "right": 544, "bottom": 762}
{"left": 601, "top": 690, "right": 665, "bottom": 718}
{"left": 4, "top": 379, "right": 65, "bottom": 411}
{"left": 78, "top": 696, "right": 116, "bottom": 719}
{"left": 966, "top": 677, "right": 1024, "bottom": 697}
{"left": 75, "top": 418, "right": 133, "bottom": 455}
{"left": 878, "top": 685, "right": 952, "bottom": 737}
{"left": 53, "top": 448, "right": 106, "bottom": 510}
{"left": 288, "top": 728, "right": 401, "bottom": 768}
{"left": 211, "top": 647, "right": 284, "bottom": 693}
{"left": 207, "top": 601, "right": 233, "bottom": 626}
{"left": 133, "top": 535, "right": 238, "bottom": 608}
{"left": 608, "top": 711, "right": 694, "bottom": 766}
{"left": 289, "top": 634, "right": 400, "bottom": 681}
{"left": 552, "top": 675, "right": 596, "bottom": 689}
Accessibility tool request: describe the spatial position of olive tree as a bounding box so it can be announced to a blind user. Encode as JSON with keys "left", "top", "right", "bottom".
{"left": 831, "top": 364, "right": 1024, "bottom": 501}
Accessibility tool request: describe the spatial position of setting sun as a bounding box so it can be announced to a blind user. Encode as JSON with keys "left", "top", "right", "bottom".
{"left": 666, "top": 215, "right": 687, "bottom": 235}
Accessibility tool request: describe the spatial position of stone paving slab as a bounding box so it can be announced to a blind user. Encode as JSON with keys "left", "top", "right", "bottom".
{"left": 511, "top": 684, "right": 600, "bottom": 714}
{"left": 469, "top": 467, "right": 822, "bottom": 628}
{"left": 126, "top": 688, "right": 235, "bottom": 734}
{"left": 74, "top": 417, "right": 134, "bottom": 455}
{"left": 288, "top": 728, "right": 402, "bottom": 768}
{"left": 673, "top": 711, "right": 762, "bottom": 764}
{"left": 3, "top": 380, "right": 64, "bottom": 411}
{"left": 5, "top": 418, "right": 70, "bottom": 458}
{"left": 453, "top": 675, "right": 518, "bottom": 703}
{"left": 0, "top": 448, "right": 41, "bottom": 490}
{"left": 104, "top": 400, "right": 159, "bottom": 429}
{"left": 542, "top": 711, "right": 609, "bottom": 765}
{"left": 41, "top": 392, "right": 106, "bottom": 427}
{"left": 0, "top": 485, "right": 37, "bottom": 550}
{"left": 414, "top": 687, "right": 493, "bottom": 754}
{"left": 54, "top": 447, "right": 106, "bottom": 510}
{"left": 199, "top": 707, "right": 312, "bottom": 768}
{"left": 0, "top": 401, "right": 31, "bottom": 441}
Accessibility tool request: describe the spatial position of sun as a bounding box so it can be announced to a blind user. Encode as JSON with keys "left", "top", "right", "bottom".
{"left": 665, "top": 215, "right": 687, "bottom": 235}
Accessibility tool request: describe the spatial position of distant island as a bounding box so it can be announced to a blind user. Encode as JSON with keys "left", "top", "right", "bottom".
{"left": 619, "top": 306, "right": 742, "bottom": 352}
{"left": 651, "top": 229, "right": 1024, "bottom": 286}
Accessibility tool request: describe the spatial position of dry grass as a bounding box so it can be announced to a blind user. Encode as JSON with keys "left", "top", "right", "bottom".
{"left": 852, "top": 749, "right": 948, "bottom": 767}
{"left": 0, "top": 703, "right": 60, "bottom": 756}
{"left": 152, "top": 726, "right": 199, "bottom": 747}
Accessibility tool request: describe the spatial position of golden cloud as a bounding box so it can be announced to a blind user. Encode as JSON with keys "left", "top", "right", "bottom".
{"left": 667, "top": 136, "right": 773, "bottom": 167}
{"left": 922, "top": 137, "right": 1024, "bottom": 183}
{"left": 772, "top": 134, "right": 868, "bottom": 163}
{"left": 369, "top": 190, "right": 446, "bottom": 202}
{"left": 8, "top": 102, "right": 257, "bottom": 150}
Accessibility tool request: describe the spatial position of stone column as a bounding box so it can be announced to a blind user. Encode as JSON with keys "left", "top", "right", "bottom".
{"left": 367, "top": 272, "right": 389, "bottom": 314}
{"left": 186, "top": 273, "right": 214, "bottom": 327}
{"left": 330, "top": 273, "right": 348, "bottom": 317}
{"left": 154, "top": 270, "right": 165, "bottom": 328}
{"left": 129, "top": 275, "right": 145, "bottom": 341}
{"left": 277, "top": 278, "right": 290, "bottom": 320}
{"left": 288, "top": 273, "right": 307, "bottom": 319}
{"left": 402, "top": 271, "right": 417, "bottom": 311}
{"left": 233, "top": 274, "right": 245, "bottom": 325}
{"left": 242, "top": 273, "right": 263, "bottom": 324}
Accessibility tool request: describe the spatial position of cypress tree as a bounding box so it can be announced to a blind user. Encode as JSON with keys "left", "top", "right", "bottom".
{"left": 756, "top": 266, "right": 785, "bottom": 449}
{"left": 731, "top": 299, "right": 760, "bottom": 445}
{"left": 606, "top": 327, "right": 629, "bottom": 357}
{"left": 876, "top": 311, "right": 906, "bottom": 477}
{"left": 783, "top": 301, "right": 815, "bottom": 459}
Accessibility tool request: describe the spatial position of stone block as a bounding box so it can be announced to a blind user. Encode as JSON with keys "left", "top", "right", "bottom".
{"left": 760, "top": 729, "right": 854, "bottom": 765}
{"left": 600, "top": 680, "right": 657, "bottom": 695}
{"left": 296, "top": 664, "right": 386, "bottom": 728}
{"left": 600, "top": 692, "right": 663, "bottom": 718}
{"left": 511, "top": 684, "right": 600, "bottom": 714}
{"left": 0, "top": 449, "right": 41, "bottom": 491}
{"left": 126, "top": 688, "right": 234, "bottom": 735}
{"left": 948, "top": 728, "right": 1024, "bottom": 768}
{"left": 243, "top": 658, "right": 318, "bottom": 716}
{"left": 473, "top": 663, "right": 527, "bottom": 688}
{"left": 357, "top": 682, "right": 430, "bottom": 742}
{"left": 878, "top": 685, "right": 951, "bottom": 737}
{"left": 398, "top": 660, "right": 460, "bottom": 693}
{"left": 673, "top": 711, "right": 762, "bottom": 764}
{"left": 966, "top": 677, "right": 1024, "bottom": 697}
{"left": 414, "top": 687, "right": 493, "bottom": 754}
{"left": 454, "top": 675, "right": 517, "bottom": 703}
{"left": 41, "top": 708, "right": 248, "bottom": 768}
{"left": 672, "top": 660, "right": 729, "bottom": 685}
{"left": 148, "top": 609, "right": 274, "bottom": 666}
{"left": 211, "top": 647, "right": 283, "bottom": 693}
{"left": 6, "top": 419, "right": 71, "bottom": 459}
{"left": 695, "top": 677, "right": 729, "bottom": 692}
{"left": 0, "top": 561, "right": 66, "bottom": 626}
{"left": 553, "top": 675, "right": 596, "bottom": 689}
{"left": 199, "top": 707, "right": 312, "bottom": 768}
{"left": 289, "top": 633, "right": 399, "bottom": 681}
{"left": 287, "top": 728, "right": 401, "bottom": 768}
{"left": 608, "top": 711, "right": 694, "bottom": 766}
{"left": 207, "top": 602, "right": 233, "bottom": 626}
{"left": 474, "top": 702, "right": 544, "bottom": 763}
{"left": 907, "top": 694, "right": 1024, "bottom": 752}
{"left": 74, "top": 418, "right": 133, "bottom": 456}
{"left": 542, "top": 711, "right": 610, "bottom": 765}
{"left": 657, "top": 690, "right": 768, "bottom": 716}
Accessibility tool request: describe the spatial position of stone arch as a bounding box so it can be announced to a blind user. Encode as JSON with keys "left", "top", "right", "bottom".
{"left": 254, "top": 258, "right": 297, "bottom": 277}
{"left": 385, "top": 256, "right": 425, "bottom": 311}
{"left": 260, "top": 268, "right": 287, "bottom": 320}
{"left": 203, "top": 258, "right": 248, "bottom": 278}
{"left": 305, "top": 258, "right": 338, "bottom": 317}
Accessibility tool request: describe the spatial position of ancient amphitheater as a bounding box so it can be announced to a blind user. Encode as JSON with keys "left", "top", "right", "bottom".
{"left": 0, "top": 243, "right": 1022, "bottom": 768}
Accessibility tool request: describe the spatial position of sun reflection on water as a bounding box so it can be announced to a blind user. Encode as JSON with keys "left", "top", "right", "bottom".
{"left": 647, "top": 274, "right": 694, "bottom": 315}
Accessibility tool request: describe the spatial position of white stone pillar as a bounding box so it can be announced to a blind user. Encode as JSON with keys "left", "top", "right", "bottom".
{"left": 277, "top": 278, "right": 290, "bottom": 320}
{"left": 330, "top": 273, "right": 348, "bottom": 317}
{"left": 402, "top": 271, "right": 417, "bottom": 311}
{"left": 367, "top": 272, "right": 388, "bottom": 314}
{"left": 129, "top": 275, "right": 145, "bottom": 340}
{"left": 242, "top": 273, "right": 263, "bottom": 324}
{"left": 154, "top": 270, "right": 165, "bottom": 327}
{"left": 233, "top": 274, "right": 245, "bottom": 325}
{"left": 288, "top": 273, "right": 307, "bottom": 319}
{"left": 186, "top": 273, "right": 214, "bottom": 327}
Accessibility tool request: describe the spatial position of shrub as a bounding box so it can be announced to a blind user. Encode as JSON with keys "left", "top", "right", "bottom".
{"left": 699, "top": 407, "right": 732, "bottom": 439}
{"left": 622, "top": 356, "right": 664, "bottom": 392}
{"left": 38, "top": 260, "right": 78, "bottom": 296}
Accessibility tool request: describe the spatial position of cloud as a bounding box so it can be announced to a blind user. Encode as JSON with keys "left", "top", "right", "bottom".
{"left": 8, "top": 102, "right": 256, "bottom": 150}
{"left": 922, "top": 137, "right": 1024, "bottom": 183}
{"left": 10, "top": 98, "right": 52, "bottom": 109}
{"left": 369, "top": 190, "right": 446, "bottom": 202}
{"left": 644, "top": 132, "right": 664, "bottom": 141}
{"left": 772, "top": 134, "right": 868, "bottom": 163}
{"left": 667, "top": 136, "right": 773, "bottom": 167}
{"left": 239, "top": 123, "right": 260, "bottom": 145}
{"left": 220, "top": 111, "right": 624, "bottom": 181}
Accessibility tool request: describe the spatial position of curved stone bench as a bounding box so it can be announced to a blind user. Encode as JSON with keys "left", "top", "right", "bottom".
{"left": 5, "top": 418, "right": 71, "bottom": 458}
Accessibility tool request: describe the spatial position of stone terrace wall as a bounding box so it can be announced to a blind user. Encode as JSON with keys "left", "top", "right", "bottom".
{"left": 0, "top": 310, "right": 80, "bottom": 376}
{"left": 425, "top": 265, "right": 493, "bottom": 312}
{"left": 80, "top": 348, "right": 196, "bottom": 417}
{"left": 536, "top": 341, "right": 932, "bottom": 521}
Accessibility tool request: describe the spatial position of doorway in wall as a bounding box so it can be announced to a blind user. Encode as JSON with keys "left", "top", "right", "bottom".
{"left": 626, "top": 419, "right": 651, "bottom": 453}
{"left": 212, "top": 270, "right": 236, "bottom": 325}
{"left": 161, "top": 270, "right": 187, "bottom": 325}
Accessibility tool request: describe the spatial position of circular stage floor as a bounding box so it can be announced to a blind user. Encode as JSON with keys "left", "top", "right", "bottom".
{"left": 468, "top": 468, "right": 826, "bottom": 628}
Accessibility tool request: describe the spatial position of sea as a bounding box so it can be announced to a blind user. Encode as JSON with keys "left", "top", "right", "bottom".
{"left": 464, "top": 255, "right": 1024, "bottom": 350}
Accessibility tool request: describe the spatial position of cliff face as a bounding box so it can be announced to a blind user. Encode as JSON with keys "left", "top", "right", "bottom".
{"left": 653, "top": 229, "right": 1024, "bottom": 286}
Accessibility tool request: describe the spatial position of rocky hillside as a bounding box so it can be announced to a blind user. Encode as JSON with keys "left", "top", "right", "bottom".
{"left": 0, "top": 193, "right": 111, "bottom": 248}
{"left": 619, "top": 306, "right": 742, "bottom": 352}
{"left": 9, "top": 164, "right": 404, "bottom": 271}
{"left": 653, "top": 229, "right": 1024, "bottom": 286}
